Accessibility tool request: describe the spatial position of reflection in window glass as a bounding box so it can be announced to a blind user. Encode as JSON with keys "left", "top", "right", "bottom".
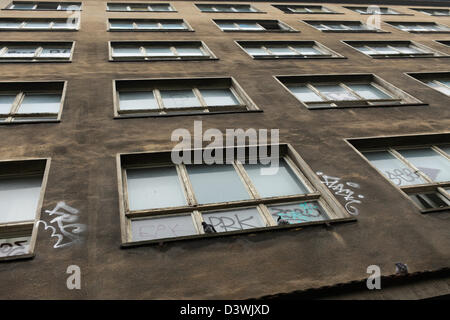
{"left": 202, "top": 207, "right": 265, "bottom": 232}
{"left": 17, "top": 94, "right": 61, "bottom": 114}
{"left": 160, "top": 90, "right": 201, "bottom": 108}
{"left": 244, "top": 159, "right": 309, "bottom": 197}
{"left": 398, "top": 148, "right": 450, "bottom": 182}
{"left": 363, "top": 151, "right": 426, "bottom": 186}
{"left": 187, "top": 165, "right": 251, "bottom": 204}
{"left": 126, "top": 167, "right": 187, "bottom": 210}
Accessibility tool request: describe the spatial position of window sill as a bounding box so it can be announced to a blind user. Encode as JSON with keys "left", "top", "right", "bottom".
{"left": 0, "top": 59, "right": 71, "bottom": 63}
{"left": 107, "top": 10, "right": 178, "bottom": 13}
{"left": 108, "top": 29, "right": 194, "bottom": 32}
{"left": 306, "top": 102, "right": 428, "bottom": 110}
{"left": 283, "top": 12, "right": 343, "bottom": 15}
{"left": 252, "top": 55, "right": 346, "bottom": 60}
{"left": 419, "top": 206, "right": 450, "bottom": 214}
{"left": 320, "top": 29, "right": 389, "bottom": 33}
{"left": 0, "top": 252, "right": 34, "bottom": 262}
{"left": 115, "top": 109, "right": 262, "bottom": 119}
{"left": 405, "top": 31, "right": 450, "bottom": 34}
{"left": 0, "top": 119, "right": 60, "bottom": 125}
{"left": 222, "top": 29, "right": 299, "bottom": 33}
{"left": 0, "top": 28, "right": 78, "bottom": 32}
{"left": 369, "top": 54, "right": 448, "bottom": 59}
{"left": 120, "top": 216, "right": 356, "bottom": 248}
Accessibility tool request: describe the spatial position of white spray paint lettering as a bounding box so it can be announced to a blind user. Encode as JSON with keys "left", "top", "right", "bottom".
{"left": 37, "top": 201, "right": 86, "bottom": 248}
{"left": 316, "top": 172, "right": 364, "bottom": 216}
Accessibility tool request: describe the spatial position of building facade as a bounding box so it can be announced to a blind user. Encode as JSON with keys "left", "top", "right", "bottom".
{"left": 0, "top": 0, "right": 449, "bottom": 299}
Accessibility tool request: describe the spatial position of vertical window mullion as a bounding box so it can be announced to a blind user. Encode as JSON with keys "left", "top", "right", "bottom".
{"left": 177, "top": 164, "right": 198, "bottom": 206}
{"left": 153, "top": 89, "right": 164, "bottom": 111}
{"left": 287, "top": 45, "right": 300, "bottom": 55}
{"left": 233, "top": 160, "right": 260, "bottom": 199}
{"left": 260, "top": 46, "right": 272, "bottom": 56}
{"left": 307, "top": 83, "right": 328, "bottom": 101}
{"left": 258, "top": 204, "right": 277, "bottom": 227}
{"left": 192, "top": 88, "right": 208, "bottom": 112}
{"left": 0, "top": 47, "right": 7, "bottom": 56}
{"left": 10, "top": 92, "right": 24, "bottom": 115}
{"left": 340, "top": 83, "right": 365, "bottom": 100}
{"left": 389, "top": 148, "right": 434, "bottom": 184}
{"left": 431, "top": 145, "right": 450, "bottom": 161}
{"left": 169, "top": 46, "right": 178, "bottom": 57}
{"left": 192, "top": 210, "right": 204, "bottom": 234}
{"left": 133, "top": 22, "right": 137, "bottom": 30}
{"left": 35, "top": 47, "right": 43, "bottom": 58}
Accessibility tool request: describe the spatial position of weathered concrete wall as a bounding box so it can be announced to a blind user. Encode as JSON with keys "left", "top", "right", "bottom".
{"left": 0, "top": 0, "right": 449, "bottom": 299}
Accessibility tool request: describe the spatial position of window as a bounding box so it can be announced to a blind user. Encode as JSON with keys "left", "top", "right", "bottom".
{"left": 106, "top": 2, "right": 174, "bottom": 12}
{"left": 0, "top": 81, "right": 65, "bottom": 123}
{"left": 304, "top": 20, "right": 385, "bottom": 32}
{"left": 0, "top": 158, "right": 49, "bottom": 260}
{"left": 437, "top": 40, "right": 450, "bottom": 48}
{"left": 196, "top": 4, "right": 259, "bottom": 13}
{"left": 273, "top": 5, "right": 336, "bottom": 14}
{"left": 344, "top": 41, "right": 447, "bottom": 58}
{"left": 108, "top": 19, "right": 192, "bottom": 31}
{"left": 386, "top": 22, "right": 450, "bottom": 33}
{"left": 408, "top": 73, "right": 450, "bottom": 97}
{"left": 277, "top": 74, "right": 423, "bottom": 109}
{"left": 117, "top": 144, "right": 350, "bottom": 245}
{"left": 114, "top": 77, "right": 259, "bottom": 117}
{"left": 214, "top": 19, "right": 296, "bottom": 32}
{"left": 5, "top": 1, "right": 81, "bottom": 10}
{"left": 0, "top": 42, "right": 74, "bottom": 62}
{"left": 352, "top": 139, "right": 450, "bottom": 213}
{"left": 236, "top": 41, "right": 343, "bottom": 59}
{"left": 0, "top": 18, "right": 79, "bottom": 30}
{"left": 110, "top": 41, "right": 216, "bottom": 61}
{"left": 411, "top": 8, "right": 450, "bottom": 16}
{"left": 345, "top": 6, "right": 401, "bottom": 15}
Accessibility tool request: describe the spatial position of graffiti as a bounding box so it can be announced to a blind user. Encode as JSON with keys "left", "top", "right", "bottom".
{"left": 206, "top": 214, "right": 261, "bottom": 232}
{"left": 385, "top": 168, "right": 422, "bottom": 186}
{"left": 0, "top": 237, "right": 30, "bottom": 258}
{"left": 270, "top": 202, "right": 325, "bottom": 224}
{"left": 317, "top": 172, "right": 364, "bottom": 216}
{"left": 37, "top": 201, "right": 86, "bottom": 249}
{"left": 138, "top": 223, "right": 182, "bottom": 239}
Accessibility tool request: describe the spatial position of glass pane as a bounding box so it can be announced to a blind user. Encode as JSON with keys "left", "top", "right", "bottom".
{"left": 145, "top": 47, "right": 174, "bottom": 57}
{"left": 394, "top": 45, "right": 422, "bottom": 54}
{"left": 0, "top": 236, "right": 31, "bottom": 258}
{"left": 371, "top": 45, "right": 399, "bottom": 54}
{"left": 53, "top": 21, "right": 77, "bottom": 29}
{"left": 292, "top": 46, "right": 323, "bottom": 55}
{"left": 0, "top": 20, "right": 22, "bottom": 28}
{"left": 160, "top": 90, "right": 201, "bottom": 108}
{"left": 409, "top": 192, "right": 450, "bottom": 210}
{"left": 149, "top": 4, "right": 172, "bottom": 11}
{"left": 244, "top": 159, "right": 309, "bottom": 198}
{"left": 398, "top": 148, "right": 450, "bottom": 182}
{"left": 0, "top": 95, "right": 16, "bottom": 114}
{"left": 131, "top": 215, "right": 197, "bottom": 241}
{"left": 438, "top": 146, "right": 450, "bottom": 156}
{"left": 243, "top": 46, "right": 267, "bottom": 56}
{"left": 267, "top": 46, "right": 296, "bottom": 55}
{"left": 107, "top": 4, "right": 127, "bottom": 11}
{"left": 346, "top": 84, "right": 392, "bottom": 100}
{"left": 40, "top": 47, "right": 71, "bottom": 58}
{"left": 355, "top": 46, "right": 376, "bottom": 55}
{"left": 11, "top": 3, "right": 35, "bottom": 9}
{"left": 427, "top": 81, "right": 450, "bottom": 96}
{"left": 23, "top": 21, "right": 51, "bottom": 29}
{"left": 161, "top": 22, "right": 185, "bottom": 29}
{"left": 217, "top": 22, "right": 237, "bottom": 30}
{"left": 290, "top": 7, "right": 308, "bottom": 13}
{"left": 3, "top": 47, "right": 36, "bottom": 57}
{"left": 118, "top": 91, "right": 158, "bottom": 110}
{"left": 17, "top": 94, "right": 61, "bottom": 114}
{"left": 59, "top": 4, "right": 81, "bottom": 11}
{"left": 238, "top": 23, "right": 264, "bottom": 30}
{"left": 268, "top": 201, "right": 327, "bottom": 225}
{"left": 200, "top": 89, "right": 239, "bottom": 106}
{"left": 0, "top": 176, "right": 42, "bottom": 224}
{"left": 112, "top": 47, "right": 142, "bottom": 57}
{"left": 234, "top": 6, "right": 254, "bottom": 12}
{"left": 110, "top": 21, "right": 134, "bottom": 29}
{"left": 36, "top": 3, "right": 59, "bottom": 10}
{"left": 176, "top": 47, "right": 204, "bottom": 56}
{"left": 315, "top": 84, "right": 358, "bottom": 101}
{"left": 325, "top": 23, "right": 347, "bottom": 30}
{"left": 129, "top": 5, "right": 149, "bottom": 11}
{"left": 186, "top": 165, "right": 251, "bottom": 204}
{"left": 202, "top": 207, "right": 265, "bottom": 233}
{"left": 287, "top": 85, "right": 323, "bottom": 102}
{"left": 364, "top": 151, "right": 426, "bottom": 186}
{"left": 135, "top": 22, "right": 159, "bottom": 29}
{"left": 126, "top": 167, "right": 187, "bottom": 210}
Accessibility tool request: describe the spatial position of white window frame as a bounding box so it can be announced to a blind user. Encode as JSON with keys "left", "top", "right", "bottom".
{"left": 106, "top": 2, "right": 175, "bottom": 12}
{"left": 214, "top": 19, "right": 296, "bottom": 32}
{"left": 6, "top": 1, "right": 82, "bottom": 11}
{"left": 196, "top": 4, "right": 260, "bottom": 13}
{"left": 108, "top": 19, "right": 192, "bottom": 31}
{"left": 305, "top": 20, "right": 384, "bottom": 32}
{"left": 0, "top": 42, "right": 75, "bottom": 62}
{"left": 0, "top": 18, "right": 80, "bottom": 30}
{"left": 387, "top": 21, "right": 450, "bottom": 33}
{"left": 343, "top": 41, "right": 447, "bottom": 58}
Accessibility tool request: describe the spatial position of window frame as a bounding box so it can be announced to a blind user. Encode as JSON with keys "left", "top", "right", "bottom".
{"left": 106, "top": 2, "right": 176, "bottom": 12}
{"left": 0, "top": 81, "right": 66, "bottom": 124}
{"left": 213, "top": 19, "right": 298, "bottom": 32}
{"left": 406, "top": 72, "right": 450, "bottom": 97}
{"left": 116, "top": 144, "right": 353, "bottom": 246}
{"left": 195, "top": 3, "right": 263, "bottom": 13}
{"left": 4, "top": 1, "right": 82, "bottom": 11}
{"left": 235, "top": 40, "right": 345, "bottom": 60}
{"left": 344, "top": 6, "right": 408, "bottom": 15}
{"left": 303, "top": 20, "right": 388, "bottom": 33}
{"left": 0, "top": 17, "right": 80, "bottom": 31}
{"left": 108, "top": 41, "right": 217, "bottom": 62}
{"left": 275, "top": 73, "right": 425, "bottom": 110}
{"left": 272, "top": 4, "right": 339, "bottom": 14}
{"left": 349, "top": 140, "right": 450, "bottom": 214}
{"left": 385, "top": 21, "right": 450, "bottom": 33}
{"left": 0, "top": 41, "right": 75, "bottom": 62}
{"left": 411, "top": 8, "right": 450, "bottom": 16}
{"left": 113, "top": 77, "right": 260, "bottom": 118}
{"left": 342, "top": 40, "right": 449, "bottom": 59}
{"left": 107, "top": 18, "right": 193, "bottom": 32}
{"left": 0, "top": 158, "right": 51, "bottom": 262}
